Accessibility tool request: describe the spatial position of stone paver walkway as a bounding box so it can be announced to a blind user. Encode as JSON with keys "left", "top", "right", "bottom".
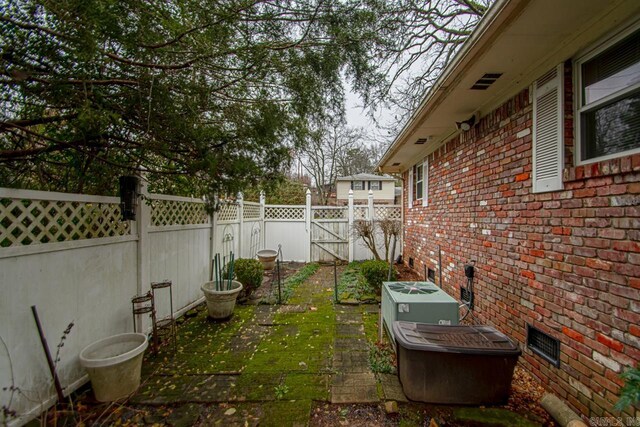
{"left": 69, "top": 264, "right": 546, "bottom": 426}
{"left": 129, "top": 265, "right": 394, "bottom": 425}
{"left": 331, "top": 305, "right": 379, "bottom": 403}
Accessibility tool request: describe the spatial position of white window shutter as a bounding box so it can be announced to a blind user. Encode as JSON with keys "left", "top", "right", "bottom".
{"left": 422, "top": 159, "right": 429, "bottom": 206}
{"left": 532, "top": 63, "right": 564, "bottom": 193}
{"left": 408, "top": 168, "right": 413, "bottom": 208}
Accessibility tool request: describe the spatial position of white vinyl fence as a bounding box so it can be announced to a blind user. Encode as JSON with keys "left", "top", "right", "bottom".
{"left": 0, "top": 185, "right": 399, "bottom": 426}
{"left": 214, "top": 190, "right": 401, "bottom": 263}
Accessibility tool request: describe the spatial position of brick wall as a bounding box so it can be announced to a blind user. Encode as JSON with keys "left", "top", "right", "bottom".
{"left": 402, "top": 81, "right": 640, "bottom": 417}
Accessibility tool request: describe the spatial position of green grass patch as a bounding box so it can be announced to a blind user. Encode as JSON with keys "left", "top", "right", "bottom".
{"left": 336, "top": 262, "right": 379, "bottom": 303}
{"left": 362, "top": 310, "right": 380, "bottom": 343}
{"left": 368, "top": 342, "right": 396, "bottom": 374}
{"left": 280, "top": 262, "right": 320, "bottom": 302}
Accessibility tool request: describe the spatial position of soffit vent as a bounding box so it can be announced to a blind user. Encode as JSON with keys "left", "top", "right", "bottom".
{"left": 392, "top": 162, "right": 401, "bottom": 166}
{"left": 470, "top": 73, "right": 503, "bottom": 90}
{"left": 527, "top": 324, "right": 560, "bottom": 367}
{"left": 415, "top": 138, "right": 427, "bottom": 145}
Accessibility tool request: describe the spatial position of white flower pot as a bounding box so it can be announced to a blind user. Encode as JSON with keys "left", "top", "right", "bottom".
{"left": 201, "top": 280, "right": 243, "bottom": 319}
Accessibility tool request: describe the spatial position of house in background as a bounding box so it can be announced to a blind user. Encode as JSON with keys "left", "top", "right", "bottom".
{"left": 335, "top": 173, "right": 396, "bottom": 205}
{"left": 379, "top": 0, "right": 640, "bottom": 419}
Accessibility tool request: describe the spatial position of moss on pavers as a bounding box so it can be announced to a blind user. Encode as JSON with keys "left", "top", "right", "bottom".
{"left": 153, "top": 350, "right": 250, "bottom": 375}
{"left": 234, "top": 372, "right": 284, "bottom": 401}
{"left": 133, "top": 375, "right": 197, "bottom": 404}
{"left": 282, "top": 373, "right": 331, "bottom": 401}
{"left": 379, "top": 373, "right": 408, "bottom": 402}
{"left": 336, "top": 323, "right": 365, "bottom": 337}
{"left": 331, "top": 372, "right": 379, "bottom": 404}
{"left": 362, "top": 308, "right": 381, "bottom": 343}
{"left": 453, "top": 407, "right": 542, "bottom": 427}
{"left": 201, "top": 400, "right": 312, "bottom": 426}
{"left": 261, "top": 399, "right": 313, "bottom": 426}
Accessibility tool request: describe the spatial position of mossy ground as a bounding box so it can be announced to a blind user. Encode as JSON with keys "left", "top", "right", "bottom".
{"left": 62, "top": 264, "right": 550, "bottom": 426}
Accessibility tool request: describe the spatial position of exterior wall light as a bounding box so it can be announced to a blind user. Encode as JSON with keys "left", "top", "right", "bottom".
{"left": 456, "top": 113, "right": 478, "bottom": 131}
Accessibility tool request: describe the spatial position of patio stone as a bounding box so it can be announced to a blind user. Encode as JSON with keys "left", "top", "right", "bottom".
{"left": 335, "top": 312, "right": 362, "bottom": 324}
{"left": 132, "top": 375, "right": 196, "bottom": 404}
{"left": 380, "top": 373, "right": 408, "bottom": 402}
{"left": 363, "top": 304, "right": 380, "bottom": 314}
{"left": 333, "top": 350, "right": 369, "bottom": 373}
{"left": 187, "top": 375, "right": 239, "bottom": 402}
{"left": 334, "top": 336, "right": 366, "bottom": 350}
{"left": 255, "top": 305, "right": 278, "bottom": 325}
{"left": 330, "top": 372, "right": 379, "bottom": 403}
{"left": 336, "top": 323, "right": 364, "bottom": 337}
{"left": 165, "top": 403, "right": 203, "bottom": 427}
{"left": 233, "top": 372, "right": 283, "bottom": 401}
{"left": 278, "top": 304, "right": 307, "bottom": 313}
{"left": 228, "top": 325, "right": 270, "bottom": 352}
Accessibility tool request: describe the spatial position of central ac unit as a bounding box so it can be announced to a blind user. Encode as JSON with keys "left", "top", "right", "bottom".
{"left": 382, "top": 281, "right": 459, "bottom": 343}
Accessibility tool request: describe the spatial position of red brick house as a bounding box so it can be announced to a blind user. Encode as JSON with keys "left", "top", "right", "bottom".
{"left": 378, "top": 0, "right": 640, "bottom": 418}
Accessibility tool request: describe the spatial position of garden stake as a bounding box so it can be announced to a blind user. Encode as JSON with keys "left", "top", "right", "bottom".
{"left": 334, "top": 260, "right": 338, "bottom": 303}
{"left": 277, "top": 258, "right": 281, "bottom": 304}
{"left": 228, "top": 251, "right": 234, "bottom": 290}
{"left": 388, "top": 235, "right": 397, "bottom": 281}
{"left": 31, "top": 305, "right": 64, "bottom": 402}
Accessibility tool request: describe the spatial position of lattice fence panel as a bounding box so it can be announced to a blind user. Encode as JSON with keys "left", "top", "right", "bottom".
{"left": 354, "top": 206, "right": 368, "bottom": 220}
{"left": 312, "top": 207, "right": 347, "bottom": 220}
{"left": 265, "top": 206, "right": 305, "bottom": 220}
{"left": 374, "top": 206, "right": 401, "bottom": 221}
{"left": 150, "top": 199, "right": 209, "bottom": 226}
{"left": 1, "top": 198, "right": 130, "bottom": 247}
{"left": 243, "top": 203, "right": 261, "bottom": 220}
{"left": 217, "top": 203, "right": 239, "bottom": 222}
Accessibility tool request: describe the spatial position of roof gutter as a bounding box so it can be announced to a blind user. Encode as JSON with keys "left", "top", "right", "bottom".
{"left": 377, "top": 0, "right": 518, "bottom": 170}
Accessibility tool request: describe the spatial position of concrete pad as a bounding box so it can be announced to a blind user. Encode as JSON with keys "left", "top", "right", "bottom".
{"left": 380, "top": 373, "right": 408, "bottom": 403}
{"left": 331, "top": 372, "right": 379, "bottom": 404}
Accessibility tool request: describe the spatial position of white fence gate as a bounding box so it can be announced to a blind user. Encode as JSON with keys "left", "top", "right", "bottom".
{"left": 311, "top": 206, "right": 349, "bottom": 262}
{"left": 0, "top": 185, "right": 400, "bottom": 426}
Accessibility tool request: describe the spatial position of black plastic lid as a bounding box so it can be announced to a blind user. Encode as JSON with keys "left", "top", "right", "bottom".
{"left": 393, "top": 321, "right": 522, "bottom": 356}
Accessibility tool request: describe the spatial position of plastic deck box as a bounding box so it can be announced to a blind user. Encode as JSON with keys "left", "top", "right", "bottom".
{"left": 393, "top": 321, "right": 521, "bottom": 404}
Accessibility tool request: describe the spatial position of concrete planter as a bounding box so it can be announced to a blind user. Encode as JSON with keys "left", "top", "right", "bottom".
{"left": 201, "top": 280, "right": 243, "bottom": 319}
{"left": 256, "top": 249, "right": 278, "bottom": 270}
{"left": 79, "top": 333, "right": 148, "bottom": 402}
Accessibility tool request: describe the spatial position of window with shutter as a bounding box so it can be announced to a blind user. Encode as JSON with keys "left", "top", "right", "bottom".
{"left": 408, "top": 168, "right": 413, "bottom": 208}
{"left": 576, "top": 25, "right": 640, "bottom": 163}
{"left": 422, "top": 159, "right": 429, "bottom": 206}
{"left": 532, "top": 63, "right": 564, "bottom": 193}
{"left": 413, "top": 163, "right": 423, "bottom": 200}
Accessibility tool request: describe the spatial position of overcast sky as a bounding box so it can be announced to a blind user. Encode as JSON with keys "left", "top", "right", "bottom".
{"left": 344, "top": 83, "right": 395, "bottom": 148}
